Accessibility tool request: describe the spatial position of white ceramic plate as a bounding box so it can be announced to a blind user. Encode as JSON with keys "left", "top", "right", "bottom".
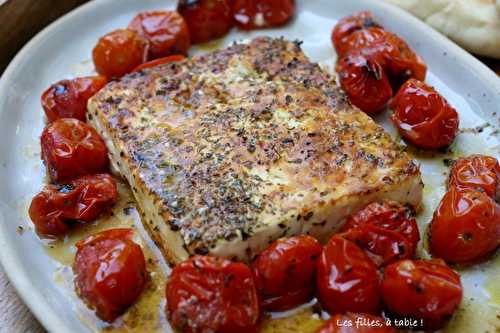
{"left": 0, "top": 0, "right": 499, "bottom": 332}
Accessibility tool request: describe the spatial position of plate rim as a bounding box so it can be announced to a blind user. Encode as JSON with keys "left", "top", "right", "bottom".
{"left": 0, "top": 0, "right": 499, "bottom": 332}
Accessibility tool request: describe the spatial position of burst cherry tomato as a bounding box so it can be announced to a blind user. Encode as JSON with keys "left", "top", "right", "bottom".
{"left": 28, "top": 174, "right": 118, "bottom": 237}
{"left": 341, "top": 201, "right": 420, "bottom": 248}
{"left": 132, "top": 54, "right": 186, "bottom": 72}
{"left": 449, "top": 155, "right": 500, "bottom": 200}
{"left": 177, "top": 0, "right": 233, "bottom": 44}
{"left": 390, "top": 79, "right": 459, "bottom": 149}
{"left": 128, "top": 11, "right": 190, "bottom": 60}
{"left": 252, "top": 235, "right": 322, "bottom": 311}
{"left": 332, "top": 11, "right": 381, "bottom": 56}
{"left": 335, "top": 26, "right": 387, "bottom": 58}
{"left": 337, "top": 52, "right": 393, "bottom": 114}
{"left": 232, "top": 0, "right": 295, "bottom": 30}
{"left": 381, "top": 259, "right": 463, "bottom": 330}
{"left": 429, "top": 187, "right": 500, "bottom": 265}
{"left": 41, "top": 76, "right": 107, "bottom": 122}
{"left": 166, "top": 255, "right": 260, "bottom": 333}
{"left": 92, "top": 29, "right": 148, "bottom": 78}
{"left": 74, "top": 228, "right": 147, "bottom": 322}
{"left": 317, "top": 313, "right": 396, "bottom": 333}
{"left": 316, "top": 235, "right": 381, "bottom": 315}
{"left": 41, "top": 118, "right": 108, "bottom": 182}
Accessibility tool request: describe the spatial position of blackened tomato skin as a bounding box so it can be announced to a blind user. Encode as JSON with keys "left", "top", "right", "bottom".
{"left": 41, "top": 76, "right": 107, "bottom": 122}
{"left": 92, "top": 29, "right": 149, "bottom": 78}
{"left": 232, "top": 0, "right": 295, "bottom": 30}
{"left": 166, "top": 255, "right": 260, "bottom": 333}
{"left": 390, "top": 79, "right": 459, "bottom": 149}
{"left": 337, "top": 52, "right": 393, "bottom": 115}
{"left": 177, "top": 0, "right": 233, "bottom": 44}
{"left": 28, "top": 174, "right": 118, "bottom": 237}
{"left": 316, "top": 235, "right": 381, "bottom": 315}
{"left": 317, "top": 313, "right": 396, "bottom": 333}
{"left": 252, "top": 235, "right": 322, "bottom": 311}
{"left": 128, "top": 11, "right": 190, "bottom": 60}
{"left": 41, "top": 118, "right": 108, "bottom": 182}
{"left": 429, "top": 187, "right": 500, "bottom": 265}
{"left": 331, "top": 11, "right": 381, "bottom": 55}
{"left": 381, "top": 259, "right": 463, "bottom": 330}
{"left": 448, "top": 155, "right": 500, "bottom": 200}
{"left": 132, "top": 55, "right": 186, "bottom": 72}
{"left": 74, "top": 228, "right": 147, "bottom": 322}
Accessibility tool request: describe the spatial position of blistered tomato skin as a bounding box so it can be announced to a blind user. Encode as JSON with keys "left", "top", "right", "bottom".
{"left": 449, "top": 155, "right": 500, "bottom": 200}
{"left": 41, "top": 118, "right": 108, "bottom": 182}
{"left": 28, "top": 174, "right": 118, "bottom": 237}
{"left": 41, "top": 76, "right": 107, "bottom": 122}
{"left": 92, "top": 29, "right": 149, "bottom": 78}
{"left": 317, "top": 313, "right": 396, "bottom": 333}
{"left": 128, "top": 11, "right": 190, "bottom": 60}
{"left": 429, "top": 187, "right": 500, "bottom": 265}
{"left": 337, "top": 52, "right": 393, "bottom": 115}
{"left": 132, "top": 54, "right": 186, "bottom": 72}
{"left": 331, "top": 11, "right": 381, "bottom": 55}
{"left": 335, "top": 26, "right": 387, "bottom": 58}
{"left": 232, "top": 0, "right": 295, "bottom": 30}
{"left": 381, "top": 259, "right": 463, "bottom": 330}
{"left": 390, "top": 79, "right": 459, "bottom": 149}
{"left": 177, "top": 0, "right": 233, "bottom": 44}
{"left": 166, "top": 255, "right": 260, "bottom": 333}
{"left": 252, "top": 235, "right": 322, "bottom": 311}
{"left": 316, "top": 235, "right": 381, "bottom": 315}
{"left": 74, "top": 228, "right": 147, "bottom": 322}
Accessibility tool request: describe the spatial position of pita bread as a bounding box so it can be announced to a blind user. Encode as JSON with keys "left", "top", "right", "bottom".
{"left": 384, "top": 0, "right": 500, "bottom": 59}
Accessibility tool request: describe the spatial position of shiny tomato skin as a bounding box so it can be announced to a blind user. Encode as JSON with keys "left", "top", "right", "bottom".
{"left": 317, "top": 313, "right": 396, "bottom": 333}
{"left": 381, "top": 259, "right": 463, "bottom": 330}
{"left": 41, "top": 118, "right": 108, "bottom": 182}
{"left": 166, "top": 255, "right": 260, "bottom": 333}
{"left": 342, "top": 225, "right": 415, "bottom": 267}
{"left": 232, "top": 0, "right": 295, "bottom": 30}
{"left": 429, "top": 187, "right": 500, "bottom": 265}
{"left": 449, "top": 155, "right": 500, "bottom": 200}
{"left": 332, "top": 11, "right": 381, "bottom": 56}
{"left": 41, "top": 76, "right": 107, "bottom": 122}
{"left": 341, "top": 201, "right": 420, "bottom": 249}
{"left": 177, "top": 0, "right": 233, "bottom": 44}
{"left": 390, "top": 79, "right": 459, "bottom": 149}
{"left": 337, "top": 52, "right": 393, "bottom": 115}
{"left": 28, "top": 174, "right": 118, "bottom": 237}
{"left": 128, "top": 11, "right": 190, "bottom": 60}
{"left": 74, "top": 228, "right": 147, "bottom": 322}
{"left": 92, "top": 29, "right": 149, "bottom": 78}
{"left": 335, "top": 26, "right": 387, "bottom": 58}
{"left": 252, "top": 235, "right": 322, "bottom": 311}
{"left": 316, "top": 235, "right": 381, "bottom": 315}
{"left": 132, "top": 54, "right": 186, "bottom": 72}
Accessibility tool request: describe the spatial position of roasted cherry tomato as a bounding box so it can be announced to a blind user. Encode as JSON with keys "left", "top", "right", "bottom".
{"left": 132, "top": 54, "right": 186, "bottom": 72}
{"left": 128, "top": 11, "right": 190, "bottom": 60}
{"left": 332, "top": 11, "right": 381, "bottom": 56}
{"left": 341, "top": 201, "right": 420, "bottom": 248}
{"left": 316, "top": 235, "right": 381, "bottom": 315}
{"left": 177, "top": 0, "right": 233, "bottom": 44}
{"left": 429, "top": 187, "right": 500, "bottom": 265}
{"left": 74, "top": 228, "right": 147, "bottom": 322}
{"left": 390, "top": 79, "right": 459, "bottom": 149}
{"left": 342, "top": 225, "right": 414, "bottom": 267}
{"left": 28, "top": 174, "right": 118, "bottom": 237}
{"left": 92, "top": 29, "right": 149, "bottom": 78}
{"left": 41, "top": 76, "right": 107, "bottom": 122}
{"left": 449, "top": 155, "right": 500, "bottom": 200}
{"left": 317, "top": 313, "right": 396, "bottom": 333}
{"left": 232, "top": 0, "right": 295, "bottom": 30}
{"left": 335, "top": 26, "right": 387, "bottom": 58}
{"left": 166, "top": 255, "right": 260, "bottom": 333}
{"left": 252, "top": 235, "right": 322, "bottom": 311}
{"left": 41, "top": 118, "right": 108, "bottom": 182}
{"left": 337, "top": 52, "right": 393, "bottom": 114}
{"left": 381, "top": 259, "right": 463, "bottom": 330}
